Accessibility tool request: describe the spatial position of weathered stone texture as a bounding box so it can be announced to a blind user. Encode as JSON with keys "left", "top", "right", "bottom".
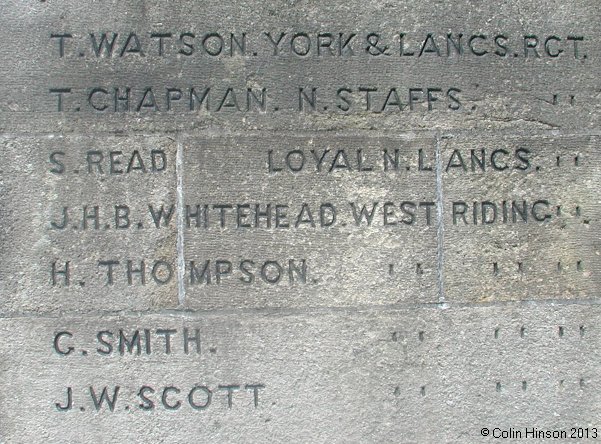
{"left": 1, "top": 305, "right": 599, "bottom": 443}
{"left": 0, "top": 0, "right": 600, "bottom": 442}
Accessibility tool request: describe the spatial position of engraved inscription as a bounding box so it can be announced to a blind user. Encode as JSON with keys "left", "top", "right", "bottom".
{"left": 1, "top": 2, "right": 600, "bottom": 441}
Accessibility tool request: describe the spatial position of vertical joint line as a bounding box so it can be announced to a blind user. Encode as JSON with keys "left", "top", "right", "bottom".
{"left": 435, "top": 133, "right": 446, "bottom": 305}
{"left": 176, "top": 136, "right": 186, "bottom": 306}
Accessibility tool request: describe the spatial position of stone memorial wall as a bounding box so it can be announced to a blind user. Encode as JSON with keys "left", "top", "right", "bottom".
{"left": 0, "top": 1, "right": 599, "bottom": 442}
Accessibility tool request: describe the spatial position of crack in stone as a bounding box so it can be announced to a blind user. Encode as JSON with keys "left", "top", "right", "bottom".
{"left": 176, "top": 134, "right": 186, "bottom": 306}
{"left": 435, "top": 133, "right": 446, "bottom": 307}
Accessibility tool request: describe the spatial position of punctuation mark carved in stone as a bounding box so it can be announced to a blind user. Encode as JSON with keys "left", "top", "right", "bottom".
{"left": 392, "top": 385, "right": 426, "bottom": 397}
{"left": 388, "top": 263, "right": 424, "bottom": 276}
{"left": 495, "top": 324, "right": 587, "bottom": 339}
{"left": 551, "top": 94, "right": 575, "bottom": 105}
{"left": 556, "top": 154, "right": 580, "bottom": 167}
{"left": 492, "top": 261, "right": 524, "bottom": 275}
{"left": 493, "top": 260, "right": 583, "bottom": 275}
{"left": 496, "top": 379, "right": 586, "bottom": 392}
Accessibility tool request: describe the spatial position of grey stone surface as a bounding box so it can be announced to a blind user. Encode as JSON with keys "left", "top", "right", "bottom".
{"left": 0, "top": 0, "right": 600, "bottom": 443}
{"left": 0, "top": 0, "right": 600, "bottom": 133}
{"left": 182, "top": 134, "right": 438, "bottom": 309}
{"left": 0, "top": 305, "right": 599, "bottom": 443}
{"left": 0, "top": 135, "right": 178, "bottom": 314}
{"left": 441, "top": 134, "right": 601, "bottom": 302}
